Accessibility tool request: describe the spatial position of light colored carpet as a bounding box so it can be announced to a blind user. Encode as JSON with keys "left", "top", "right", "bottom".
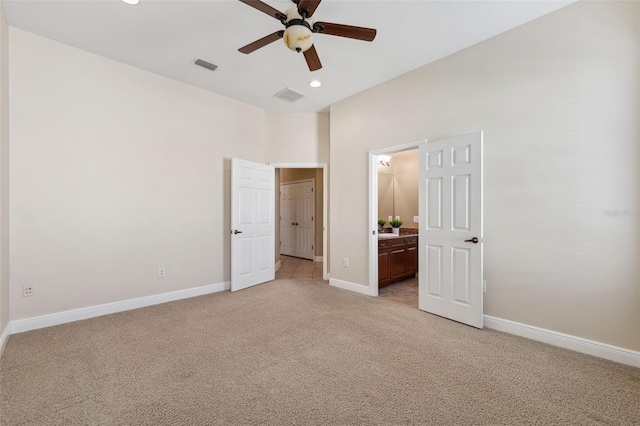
{"left": 1, "top": 279, "right": 639, "bottom": 425}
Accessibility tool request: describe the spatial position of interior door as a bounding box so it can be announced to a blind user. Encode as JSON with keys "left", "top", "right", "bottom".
{"left": 279, "top": 184, "right": 296, "bottom": 256}
{"left": 231, "top": 158, "right": 275, "bottom": 292}
{"left": 295, "top": 180, "right": 315, "bottom": 260}
{"left": 418, "top": 132, "right": 483, "bottom": 328}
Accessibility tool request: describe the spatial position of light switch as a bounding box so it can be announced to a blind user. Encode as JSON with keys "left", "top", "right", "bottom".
{"left": 413, "top": 216, "right": 419, "bottom": 223}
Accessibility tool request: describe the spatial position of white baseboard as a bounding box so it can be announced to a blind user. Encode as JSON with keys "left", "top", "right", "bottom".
{"left": 0, "top": 322, "right": 10, "bottom": 358}
{"left": 11, "top": 281, "right": 231, "bottom": 335}
{"left": 484, "top": 315, "right": 640, "bottom": 368}
{"left": 329, "top": 278, "right": 374, "bottom": 296}
{"left": 314, "top": 256, "right": 323, "bottom": 262}
{"left": 275, "top": 260, "right": 282, "bottom": 272}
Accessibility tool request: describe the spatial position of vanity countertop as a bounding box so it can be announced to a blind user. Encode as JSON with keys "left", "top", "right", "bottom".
{"left": 378, "top": 232, "right": 418, "bottom": 240}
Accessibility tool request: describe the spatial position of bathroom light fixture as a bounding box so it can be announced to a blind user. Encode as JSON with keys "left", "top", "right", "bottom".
{"left": 122, "top": 0, "right": 139, "bottom": 5}
{"left": 378, "top": 155, "right": 391, "bottom": 166}
{"left": 309, "top": 80, "right": 322, "bottom": 88}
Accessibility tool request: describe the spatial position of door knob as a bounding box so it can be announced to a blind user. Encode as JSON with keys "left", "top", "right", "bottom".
{"left": 233, "top": 230, "right": 243, "bottom": 234}
{"left": 464, "top": 237, "right": 479, "bottom": 243}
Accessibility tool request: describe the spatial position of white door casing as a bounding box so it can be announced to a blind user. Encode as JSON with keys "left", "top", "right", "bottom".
{"left": 231, "top": 158, "right": 275, "bottom": 292}
{"left": 418, "top": 132, "right": 483, "bottom": 328}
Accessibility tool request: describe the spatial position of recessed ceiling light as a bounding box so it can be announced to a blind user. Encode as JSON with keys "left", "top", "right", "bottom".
{"left": 309, "top": 80, "right": 322, "bottom": 88}
{"left": 122, "top": 0, "right": 140, "bottom": 5}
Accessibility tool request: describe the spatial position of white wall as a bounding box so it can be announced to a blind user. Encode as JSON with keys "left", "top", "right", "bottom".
{"left": 0, "top": 4, "right": 9, "bottom": 340}
{"left": 266, "top": 113, "right": 329, "bottom": 164}
{"left": 9, "top": 29, "right": 266, "bottom": 320}
{"left": 330, "top": 1, "right": 639, "bottom": 351}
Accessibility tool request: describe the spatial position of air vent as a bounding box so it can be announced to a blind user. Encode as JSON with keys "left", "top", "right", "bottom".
{"left": 194, "top": 59, "right": 218, "bottom": 72}
{"left": 273, "top": 87, "right": 306, "bottom": 103}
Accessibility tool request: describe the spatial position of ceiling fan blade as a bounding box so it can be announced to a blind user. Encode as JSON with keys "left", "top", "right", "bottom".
{"left": 238, "top": 0, "right": 285, "bottom": 20}
{"left": 314, "top": 22, "right": 377, "bottom": 42}
{"left": 238, "top": 31, "right": 284, "bottom": 54}
{"left": 297, "top": 0, "right": 322, "bottom": 18}
{"left": 303, "top": 45, "right": 322, "bottom": 71}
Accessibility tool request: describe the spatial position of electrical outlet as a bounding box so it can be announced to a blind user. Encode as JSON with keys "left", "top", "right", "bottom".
{"left": 413, "top": 216, "right": 419, "bottom": 223}
{"left": 158, "top": 267, "right": 166, "bottom": 278}
{"left": 483, "top": 280, "right": 487, "bottom": 293}
{"left": 343, "top": 258, "right": 349, "bottom": 267}
{"left": 23, "top": 285, "right": 33, "bottom": 297}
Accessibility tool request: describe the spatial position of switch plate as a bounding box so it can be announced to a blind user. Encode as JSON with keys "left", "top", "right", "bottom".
{"left": 413, "top": 216, "right": 419, "bottom": 223}
{"left": 343, "top": 258, "right": 349, "bottom": 267}
{"left": 23, "top": 285, "right": 33, "bottom": 297}
{"left": 483, "top": 280, "right": 487, "bottom": 293}
{"left": 158, "top": 267, "right": 166, "bottom": 278}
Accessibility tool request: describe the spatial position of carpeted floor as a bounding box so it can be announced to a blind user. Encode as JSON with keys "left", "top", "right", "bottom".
{"left": 378, "top": 277, "right": 418, "bottom": 308}
{"left": 1, "top": 279, "right": 639, "bottom": 425}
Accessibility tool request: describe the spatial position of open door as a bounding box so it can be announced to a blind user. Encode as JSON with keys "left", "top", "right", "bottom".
{"left": 419, "top": 132, "right": 483, "bottom": 328}
{"left": 231, "top": 158, "right": 275, "bottom": 292}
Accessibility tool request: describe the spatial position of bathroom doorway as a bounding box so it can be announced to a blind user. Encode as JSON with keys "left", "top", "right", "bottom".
{"left": 373, "top": 146, "right": 421, "bottom": 307}
{"left": 369, "top": 132, "right": 484, "bottom": 328}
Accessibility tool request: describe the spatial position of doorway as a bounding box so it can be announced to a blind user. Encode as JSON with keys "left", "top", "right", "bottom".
{"left": 271, "top": 163, "right": 328, "bottom": 281}
{"left": 369, "top": 132, "right": 484, "bottom": 328}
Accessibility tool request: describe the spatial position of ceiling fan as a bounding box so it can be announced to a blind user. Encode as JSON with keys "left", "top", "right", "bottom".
{"left": 237, "top": 0, "right": 377, "bottom": 72}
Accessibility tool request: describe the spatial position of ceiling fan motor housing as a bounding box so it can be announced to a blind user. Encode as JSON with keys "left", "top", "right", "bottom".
{"left": 283, "top": 8, "right": 313, "bottom": 53}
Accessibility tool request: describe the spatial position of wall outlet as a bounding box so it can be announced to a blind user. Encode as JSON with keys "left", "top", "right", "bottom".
{"left": 23, "top": 285, "right": 33, "bottom": 297}
{"left": 413, "top": 216, "right": 419, "bottom": 223}
{"left": 158, "top": 267, "right": 166, "bottom": 278}
{"left": 483, "top": 280, "right": 487, "bottom": 293}
{"left": 343, "top": 258, "right": 349, "bottom": 267}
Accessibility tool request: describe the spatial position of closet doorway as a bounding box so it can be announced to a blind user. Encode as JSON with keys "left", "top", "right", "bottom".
{"left": 271, "top": 163, "right": 328, "bottom": 281}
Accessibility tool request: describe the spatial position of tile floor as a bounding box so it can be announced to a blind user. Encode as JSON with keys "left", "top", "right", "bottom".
{"left": 276, "top": 255, "right": 325, "bottom": 280}
{"left": 378, "top": 277, "right": 418, "bottom": 308}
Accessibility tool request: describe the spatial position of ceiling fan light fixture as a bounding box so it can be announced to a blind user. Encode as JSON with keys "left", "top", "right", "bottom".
{"left": 283, "top": 25, "right": 313, "bottom": 53}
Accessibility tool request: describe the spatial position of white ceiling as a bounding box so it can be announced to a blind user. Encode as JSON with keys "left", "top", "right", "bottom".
{"left": 3, "top": 0, "right": 574, "bottom": 113}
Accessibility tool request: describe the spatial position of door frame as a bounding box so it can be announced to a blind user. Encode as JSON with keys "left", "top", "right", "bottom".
{"left": 270, "top": 162, "right": 328, "bottom": 280}
{"left": 368, "top": 141, "right": 426, "bottom": 296}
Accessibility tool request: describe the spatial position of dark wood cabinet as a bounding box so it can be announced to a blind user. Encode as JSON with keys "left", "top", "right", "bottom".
{"left": 405, "top": 236, "right": 418, "bottom": 277}
{"left": 378, "top": 236, "right": 418, "bottom": 288}
{"left": 378, "top": 239, "right": 391, "bottom": 287}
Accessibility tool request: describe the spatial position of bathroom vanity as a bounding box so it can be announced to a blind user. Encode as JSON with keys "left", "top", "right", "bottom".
{"left": 378, "top": 233, "right": 418, "bottom": 288}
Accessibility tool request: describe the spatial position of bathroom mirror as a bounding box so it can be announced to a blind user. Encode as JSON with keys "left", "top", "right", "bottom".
{"left": 377, "top": 149, "right": 419, "bottom": 225}
{"left": 378, "top": 172, "right": 394, "bottom": 222}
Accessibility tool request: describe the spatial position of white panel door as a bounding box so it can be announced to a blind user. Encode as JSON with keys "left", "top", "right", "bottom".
{"left": 231, "top": 158, "right": 275, "bottom": 292}
{"left": 280, "top": 184, "right": 296, "bottom": 256}
{"left": 418, "top": 132, "right": 483, "bottom": 328}
{"left": 279, "top": 179, "right": 315, "bottom": 261}
{"left": 295, "top": 181, "right": 315, "bottom": 260}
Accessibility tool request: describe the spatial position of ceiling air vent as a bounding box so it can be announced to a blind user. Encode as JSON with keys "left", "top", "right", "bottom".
{"left": 273, "top": 87, "right": 306, "bottom": 103}
{"left": 194, "top": 59, "right": 218, "bottom": 72}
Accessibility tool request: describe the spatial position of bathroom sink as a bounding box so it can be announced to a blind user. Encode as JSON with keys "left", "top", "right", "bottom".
{"left": 378, "top": 233, "right": 398, "bottom": 239}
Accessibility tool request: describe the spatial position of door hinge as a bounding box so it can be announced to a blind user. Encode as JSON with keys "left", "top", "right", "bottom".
{"left": 279, "top": 241, "right": 281, "bottom": 245}
{"left": 312, "top": 216, "right": 314, "bottom": 221}
{"left": 311, "top": 188, "right": 314, "bottom": 192}
{"left": 312, "top": 245, "right": 314, "bottom": 249}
